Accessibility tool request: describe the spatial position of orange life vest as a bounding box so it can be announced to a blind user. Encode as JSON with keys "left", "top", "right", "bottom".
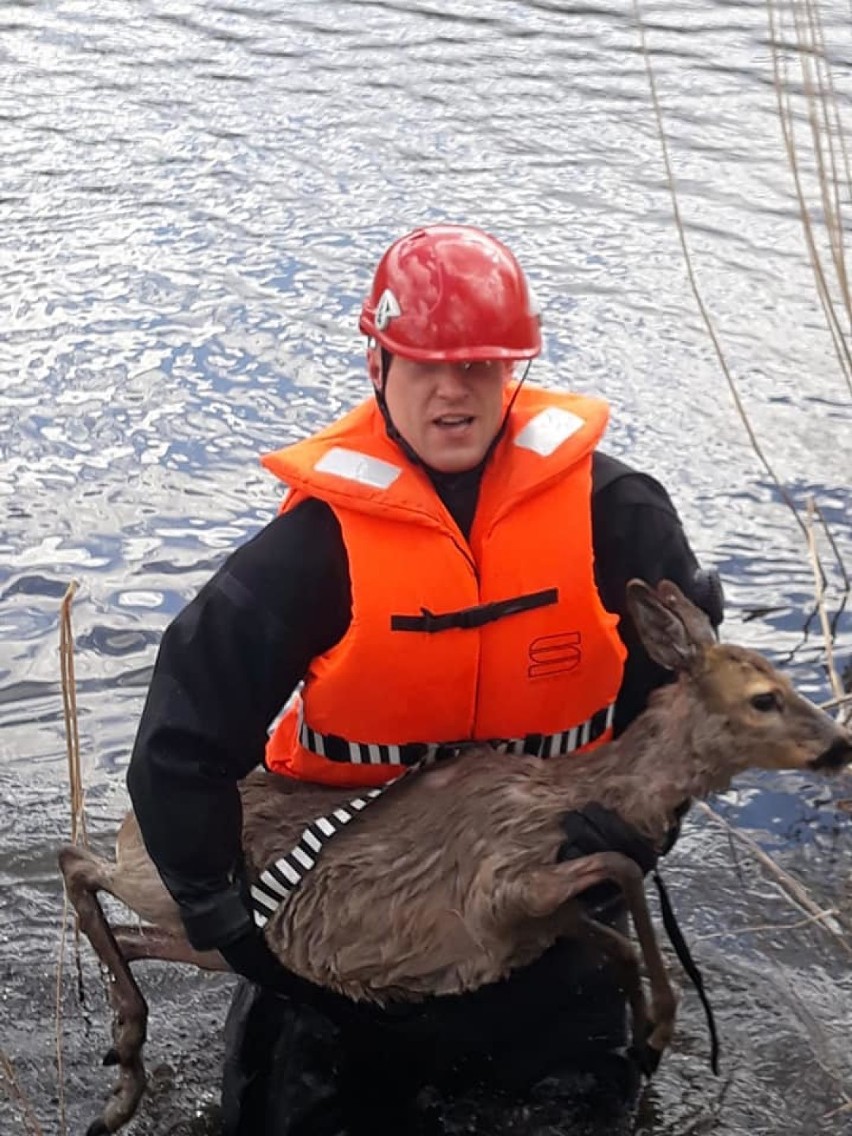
{"left": 261, "top": 385, "right": 626, "bottom": 788}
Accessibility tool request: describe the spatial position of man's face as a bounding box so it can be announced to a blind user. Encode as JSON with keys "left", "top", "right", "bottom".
{"left": 371, "top": 352, "right": 511, "bottom": 473}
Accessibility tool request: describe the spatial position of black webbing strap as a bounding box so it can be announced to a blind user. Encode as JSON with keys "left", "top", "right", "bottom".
{"left": 391, "top": 587, "right": 558, "bottom": 633}
{"left": 559, "top": 802, "right": 659, "bottom": 875}
{"left": 653, "top": 870, "right": 720, "bottom": 1075}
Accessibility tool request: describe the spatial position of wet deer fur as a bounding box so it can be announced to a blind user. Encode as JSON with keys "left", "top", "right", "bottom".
{"left": 59, "top": 579, "right": 852, "bottom": 1135}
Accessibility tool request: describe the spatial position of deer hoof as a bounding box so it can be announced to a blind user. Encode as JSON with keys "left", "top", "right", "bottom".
{"left": 86, "top": 1120, "right": 111, "bottom": 1136}
{"left": 102, "top": 1047, "right": 120, "bottom": 1067}
{"left": 627, "top": 1040, "right": 663, "bottom": 1077}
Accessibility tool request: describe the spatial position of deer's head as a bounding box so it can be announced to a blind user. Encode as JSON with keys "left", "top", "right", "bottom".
{"left": 626, "top": 579, "right": 852, "bottom": 776}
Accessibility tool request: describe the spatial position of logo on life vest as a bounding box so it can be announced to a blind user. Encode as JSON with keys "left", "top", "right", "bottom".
{"left": 527, "top": 632, "right": 581, "bottom": 678}
{"left": 374, "top": 289, "right": 402, "bottom": 330}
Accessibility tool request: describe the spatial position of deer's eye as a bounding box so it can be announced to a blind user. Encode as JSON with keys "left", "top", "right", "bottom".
{"left": 751, "top": 691, "right": 781, "bottom": 713}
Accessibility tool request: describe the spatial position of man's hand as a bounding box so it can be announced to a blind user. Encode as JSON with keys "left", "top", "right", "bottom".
{"left": 557, "top": 801, "right": 686, "bottom": 911}
{"left": 219, "top": 926, "right": 369, "bottom": 1022}
{"left": 558, "top": 802, "right": 660, "bottom": 874}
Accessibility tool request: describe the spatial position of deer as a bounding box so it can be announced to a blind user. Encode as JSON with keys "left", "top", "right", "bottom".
{"left": 58, "top": 578, "right": 852, "bottom": 1135}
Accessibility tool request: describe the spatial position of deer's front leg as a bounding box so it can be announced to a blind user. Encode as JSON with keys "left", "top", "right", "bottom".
{"left": 566, "top": 852, "right": 679, "bottom": 1066}
{"left": 574, "top": 911, "right": 651, "bottom": 1057}
{"left": 500, "top": 854, "right": 678, "bottom": 1072}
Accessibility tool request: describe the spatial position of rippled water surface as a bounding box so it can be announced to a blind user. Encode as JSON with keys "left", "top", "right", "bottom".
{"left": 1, "top": 1, "right": 850, "bottom": 1133}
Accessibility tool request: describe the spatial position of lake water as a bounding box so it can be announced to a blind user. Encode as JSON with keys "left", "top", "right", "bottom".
{"left": 1, "top": 1, "right": 850, "bottom": 1133}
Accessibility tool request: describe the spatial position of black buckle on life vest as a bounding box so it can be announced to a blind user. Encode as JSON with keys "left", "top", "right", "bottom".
{"left": 390, "top": 587, "right": 558, "bottom": 633}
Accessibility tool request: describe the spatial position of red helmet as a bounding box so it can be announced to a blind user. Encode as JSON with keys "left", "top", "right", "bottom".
{"left": 359, "top": 224, "right": 542, "bottom": 362}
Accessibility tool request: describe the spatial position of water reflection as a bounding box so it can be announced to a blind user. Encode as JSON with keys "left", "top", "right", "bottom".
{"left": 1, "top": 0, "right": 850, "bottom": 1132}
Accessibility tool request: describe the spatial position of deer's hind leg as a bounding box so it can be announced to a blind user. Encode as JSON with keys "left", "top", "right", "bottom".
{"left": 59, "top": 843, "right": 149, "bottom": 1135}
{"left": 113, "top": 924, "right": 226, "bottom": 969}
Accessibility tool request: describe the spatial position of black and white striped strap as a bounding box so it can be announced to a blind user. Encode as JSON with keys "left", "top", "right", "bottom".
{"left": 299, "top": 702, "right": 616, "bottom": 768}
{"left": 251, "top": 788, "right": 385, "bottom": 928}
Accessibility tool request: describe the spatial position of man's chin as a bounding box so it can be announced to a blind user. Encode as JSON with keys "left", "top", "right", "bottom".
{"left": 426, "top": 448, "right": 487, "bottom": 474}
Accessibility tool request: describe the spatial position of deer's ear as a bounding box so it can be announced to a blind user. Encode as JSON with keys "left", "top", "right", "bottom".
{"left": 625, "top": 579, "right": 703, "bottom": 672}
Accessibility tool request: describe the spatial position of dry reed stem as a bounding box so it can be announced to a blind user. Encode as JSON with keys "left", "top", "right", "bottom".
{"left": 811, "top": 497, "right": 851, "bottom": 641}
{"left": 798, "top": 0, "right": 852, "bottom": 325}
{"left": 59, "top": 581, "right": 86, "bottom": 848}
{"left": 694, "top": 800, "right": 850, "bottom": 951}
{"left": 632, "top": 0, "right": 812, "bottom": 543}
{"left": 56, "top": 580, "right": 86, "bottom": 1136}
{"left": 766, "top": 0, "right": 852, "bottom": 642}
{"left": 635, "top": 0, "right": 850, "bottom": 706}
{"left": 767, "top": 0, "right": 852, "bottom": 395}
{"left": 0, "top": 1048, "right": 44, "bottom": 1136}
{"left": 795, "top": 0, "right": 848, "bottom": 313}
{"left": 805, "top": 496, "right": 847, "bottom": 704}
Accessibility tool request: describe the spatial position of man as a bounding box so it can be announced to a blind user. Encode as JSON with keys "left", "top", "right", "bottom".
{"left": 127, "top": 224, "right": 722, "bottom": 1135}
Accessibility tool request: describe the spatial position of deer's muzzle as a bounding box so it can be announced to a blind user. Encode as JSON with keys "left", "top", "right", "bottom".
{"left": 809, "top": 736, "right": 852, "bottom": 772}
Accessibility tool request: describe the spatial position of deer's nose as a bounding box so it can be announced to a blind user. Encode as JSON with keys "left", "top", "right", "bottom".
{"left": 809, "top": 735, "right": 852, "bottom": 771}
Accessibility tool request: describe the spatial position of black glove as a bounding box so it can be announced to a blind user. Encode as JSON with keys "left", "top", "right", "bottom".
{"left": 692, "top": 566, "right": 725, "bottom": 630}
{"left": 558, "top": 802, "right": 663, "bottom": 909}
{"left": 559, "top": 803, "right": 658, "bottom": 871}
{"left": 220, "top": 924, "right": 455, "bottom": 1040}
{"left": 219, "top": 925, "right": 378, "bottom": 1026}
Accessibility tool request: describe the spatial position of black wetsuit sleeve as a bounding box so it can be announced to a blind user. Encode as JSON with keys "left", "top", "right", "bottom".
{"left": 126, "top": 499, "right": 351, "bottom": 951}
{"left": 591, "top": 452, "right": 721, "bottom": 736}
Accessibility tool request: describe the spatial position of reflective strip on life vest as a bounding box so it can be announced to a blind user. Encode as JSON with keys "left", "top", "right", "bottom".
{"left": 314, "top": 446, "right": 402, "bottom": 489}
{"left": 251, "top": 787, "right": 385, "bottom": 929}
{"left": 514, "top": 406, "right": 586, "bottom": 456}
{"left": 298, "top": 701, "right": 616, "bottom": 769}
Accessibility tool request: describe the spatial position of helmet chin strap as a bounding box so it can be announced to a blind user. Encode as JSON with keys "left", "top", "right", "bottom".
{"left": 375, "top": 347, "right": 424, "bottom": 469}
{"left": 374, "top": 348, "right": 534, "bottom": 475}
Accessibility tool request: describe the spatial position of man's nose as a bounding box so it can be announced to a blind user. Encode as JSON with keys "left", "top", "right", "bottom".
{"left": 433, "top": 363, "right": 471, "bottom": 397}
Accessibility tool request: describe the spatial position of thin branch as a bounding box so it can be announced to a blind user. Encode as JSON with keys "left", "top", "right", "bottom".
{"left": 694, "top": 907, "right": 841, "bottom": 941}
{"left": 694, "top": 801, "right": 851, "bottom": 951}
{"left": 820, "top": 693, "right": 852, "bottom": 712}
